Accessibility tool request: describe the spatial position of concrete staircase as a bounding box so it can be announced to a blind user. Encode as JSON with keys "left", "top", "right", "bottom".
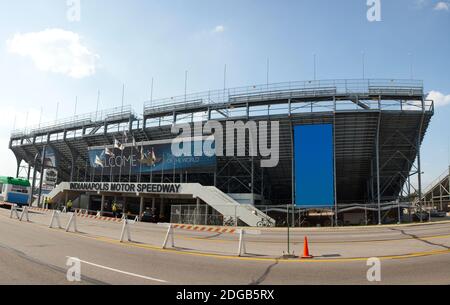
{"left": 194, "top": 186, "right": 275, "bottom": 227}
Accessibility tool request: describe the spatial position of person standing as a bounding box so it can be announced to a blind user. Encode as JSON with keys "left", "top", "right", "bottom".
{"left": 112, "top": 201, "right": 118, "bottom": 218}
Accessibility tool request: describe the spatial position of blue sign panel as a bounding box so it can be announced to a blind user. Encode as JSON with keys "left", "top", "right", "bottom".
{"left": 89, "top": 139, "right": 216, "bottom": 174}
{"left": 294, "top": 124, "right": 334, "bottom": 207}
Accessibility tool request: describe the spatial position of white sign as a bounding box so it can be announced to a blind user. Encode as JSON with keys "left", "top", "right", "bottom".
{"left": 43, "top": 168, "right": 58, "bottom": 187}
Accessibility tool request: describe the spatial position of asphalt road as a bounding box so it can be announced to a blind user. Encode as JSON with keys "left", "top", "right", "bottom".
{"left": 0, "top": 208, "right": 449, "bottom": 285}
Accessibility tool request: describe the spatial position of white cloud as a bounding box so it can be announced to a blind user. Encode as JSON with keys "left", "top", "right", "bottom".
{"left": 6, "top": 28, "right": 99, "bottom": 79}
{"left": 434, "top": 1, "right": 449, "bottom": 10}
{"left": 212, "top": 25, "right": 225, "bottom": 33}
{"left": 427, "top": 90, "right": 450, "bottom": 107}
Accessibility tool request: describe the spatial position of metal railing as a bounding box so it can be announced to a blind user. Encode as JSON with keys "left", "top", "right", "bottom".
{"left": 11, "top": 105, "right": 136, "bottom": 138}
{"left": 422, "top": 166, "right": 450, "bottom": 196}
{"left": 11, "top": 79, "right": 428, "bottom": 138}
{"left": 170, "top": 204, "right": 226, "bottom": 226}
{"left": 169, "top": 202, "right": 422, "bottom": 227}
{"left": 144, "top": 79, "right": 424, "bottom": 113}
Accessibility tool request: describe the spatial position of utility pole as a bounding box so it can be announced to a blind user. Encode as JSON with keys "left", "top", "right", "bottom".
{"left": 37, "top": 145, "right": 47, "bottom": 208}
{"left": 31, "top": 153, "right": 39, "bottom": 205}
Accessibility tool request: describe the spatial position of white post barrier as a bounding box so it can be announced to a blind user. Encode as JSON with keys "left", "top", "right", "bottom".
{"left": 49, "top": 210, "right": 62, "bottom": 229}
{"left": 96, "top": 211, "right": 101, "bottom": 217}
{"left": 238, "top": 229, "right": 246, "bottom": 256}
{"left": 237, "top": 229, "right": 261, "bottom": 257}
{"left": 19, "top": 206, "right": 30, "bottom": 222}
{"left": 65, "top": 212, "right": 78, "bottom": 232}
{"left": 9, "top": 204, "right": 20, "bottom": 219}
{"left": 119, "top": 218, "right": 132, "bottom": 242}
{"left": 159, "top": 223, "right": 175, "bottom": 249}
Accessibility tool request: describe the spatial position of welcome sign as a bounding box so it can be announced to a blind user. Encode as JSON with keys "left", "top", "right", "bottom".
{"left": 88, "top": 139, "right": 216, "bottom": 175}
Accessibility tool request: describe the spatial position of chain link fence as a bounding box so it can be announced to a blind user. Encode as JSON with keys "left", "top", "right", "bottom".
{"left": 170, "top": 205, "right": 244, "bottom": 227}
{"left": 170, "top": 202, "right": 423, "bottom": 227}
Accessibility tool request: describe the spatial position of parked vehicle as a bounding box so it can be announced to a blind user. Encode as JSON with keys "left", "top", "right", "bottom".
{"left": 0, "top": 177, "right": 31, "bottom": 206}
{"left": 141, "top": 208, "right": 158, "bottom": 223}
{"left": 413, "top": 212, "right": 430, "bottom": 222}
{"left": 430, "top": 210, "right": 447, "bottom": 217}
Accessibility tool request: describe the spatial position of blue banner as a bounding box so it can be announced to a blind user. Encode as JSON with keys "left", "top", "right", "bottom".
{"left": 88, "top": 139, "right": 216, "bottom": 174}
{"left": 294, "top": 124, "right": 335, "bottom": 207}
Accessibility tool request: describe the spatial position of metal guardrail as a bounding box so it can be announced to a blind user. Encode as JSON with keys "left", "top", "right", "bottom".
{"left": 11, "top": 105, "right": 136, "bottom": 138}
{"left": 422, "top": 167, "right": 450, "bottom": 196}
{"left": 144, "top": 79, "right": 424, "bottom": 113}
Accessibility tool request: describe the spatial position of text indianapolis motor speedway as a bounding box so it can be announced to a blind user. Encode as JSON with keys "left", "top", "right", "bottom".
{"left": 69, "top": 182, "right": 181, "bottom": 193}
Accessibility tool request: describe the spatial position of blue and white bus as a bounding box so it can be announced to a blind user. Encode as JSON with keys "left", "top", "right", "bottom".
{"left": 0, "top": 177, "right": 32, "bottom": 206}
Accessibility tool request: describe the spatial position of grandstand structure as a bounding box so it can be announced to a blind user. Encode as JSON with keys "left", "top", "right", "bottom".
{"left": 8, "top": 79, "right": 434, "bottom": 226}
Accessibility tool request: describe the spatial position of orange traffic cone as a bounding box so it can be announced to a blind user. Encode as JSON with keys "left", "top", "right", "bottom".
{"left": 301, "top": 236, "right": 313, "bottom": 259}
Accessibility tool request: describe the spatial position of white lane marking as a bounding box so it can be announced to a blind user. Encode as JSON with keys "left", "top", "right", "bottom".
{"left": 66, "top": 257, "right": 168, "bottom": 283}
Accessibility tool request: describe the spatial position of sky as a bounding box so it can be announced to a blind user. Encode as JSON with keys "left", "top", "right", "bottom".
{"left": 0, "top": 0, "right": 449, "bottom": 188}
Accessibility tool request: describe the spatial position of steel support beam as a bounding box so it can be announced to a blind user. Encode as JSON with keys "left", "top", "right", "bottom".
{"left": 376, "top": 111, "right": 382, "bottom": 225}
{"left": 417, "top": 100, "right": 425, "bottom": 221}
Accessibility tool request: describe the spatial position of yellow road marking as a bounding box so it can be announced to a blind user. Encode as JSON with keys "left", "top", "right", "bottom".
{"left": 79, "top": 234, "right": 450, "bottom": 264}
{"left": 181, "top": 234, "right": 450, "bottom": 245}
{"left": 2, "top": 211, "right": 450, "bottom": 264}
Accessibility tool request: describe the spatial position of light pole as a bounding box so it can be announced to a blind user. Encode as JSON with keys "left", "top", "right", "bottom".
{"left": 283, "top": 204, "right": 295, "bottom": 258}
{"left": 408, "top": 53, "right": 413, "bottom": 79}
{"left": 313, "top": 53, "right": 317, "bottom": 81}
{"left": 184, "top": 70, "right": 188, "bottom": 102}
{"left": 362, "top": 52, "right": 365, "bottom": 79}
{"left": 37, "top": 145, "right": 47, "bottom": 208}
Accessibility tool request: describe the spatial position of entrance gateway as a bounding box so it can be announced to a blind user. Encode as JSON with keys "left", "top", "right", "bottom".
{"left": 45, "top": 182, "right": 275, "bottom": 227}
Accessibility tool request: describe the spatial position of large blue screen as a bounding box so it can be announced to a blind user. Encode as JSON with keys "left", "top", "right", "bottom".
{"left": 294, "top": 124, "right": 334, "bottom": 207}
